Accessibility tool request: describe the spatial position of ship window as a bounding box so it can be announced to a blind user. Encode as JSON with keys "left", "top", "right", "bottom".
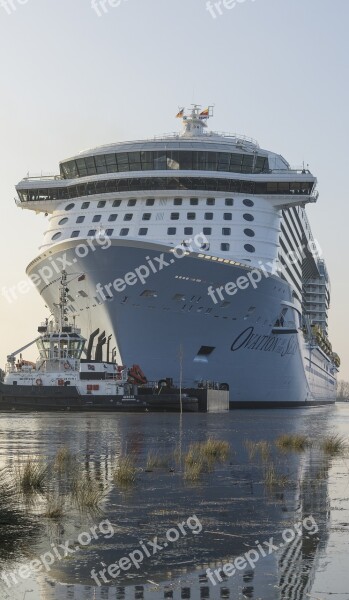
{"left": 113, "top": 199, "right": 121, "bottom": 207}
{"left": 76, "top": 216, "right": 85, "bottom": 223}
{"left": 142, "top": 213, "right": 151, "bottom": 220}
{"left": 197, "top": 346, "right": 215, "bottom": 356}
{"left": 97, "top": 200, "right": 106, "bottom": 208}
{"left": 71, "top": 230, "right": 80, "bottom": 238}
{"left": 128, "top": 198, "right": 137, "bottom": 206}
{"left": 223, "top": 213, "right": 232, "bottom": 220}
{"left": 65, "top": 203, "right": 75, "bottom": 211}
{"left": 244, "top": 228, "right": 255, "bottom": 237}
{"left": 105, "top": 229, "right": 114, "bottom": 236}
{"left": 244, "top": 244, "right": 255, "bottom": 253}
{"left": 204, "top": 212, "right": 213, "bottom": 220}
{"left": 167, "top": 227, "right": 176, "bottom": 235}
{"left": 243, "top": 198, "right": 254, "bottom": 207}
{"left": 225, "top": 198, "right": 234, "bottom": 206}
{"left": 207, "top": 198, "right": 215, "bottom": 205}
{"left": 174, "top": 198, "right": 182, "bottom": 205}
{"left": 171, "top": 213, "right": 180, "bottom": 220}
{"left": 221, "top": 243, "right": 230, "bottom": 251}
{"left": 93, "top": 215, "right": 101, "bottom": 223}
{"left": 184, "top": 227, "right": 193, "bottom": 235}
{"left": 81, "top": 201, "right": 90, "bottom": 209}
{"left": 243, "top": 213, "right": 254, "bottom": 221}
{"left": 203, "top": 227, "right": 212, "bottom": 235}
{"left": 88, "top": 229, "right": 96, "bottom": 236}
{"left": 120, "top": 228, "right": 129, "bottom": 236}
{"left": 187, "top": 212, "right": 196, "bottom": 220}
{"left": 124, "top": 213, "right": 133, "bottom": 221}
{"left": 58, "top": 218, "right": 68, "bottom": 225}
{"left": 190, "top": 198, "right": 198, "bottom": 205}
{"left": 222, "top": 228, "right": 231, "bottom": 235}
{"left": 141, "top": 290, "right": 158, "bottom": 297}
{"left": 108, "top": 214, "right": 117, "bottom": 221}
{"left": 138, "top": 228, "right": 148, "bottom": 235}
{"left": 146, "top": 198, "right": 155, "bottom": 206}
{"left": 52, "top": 232, "right": 62, "bottom": 241}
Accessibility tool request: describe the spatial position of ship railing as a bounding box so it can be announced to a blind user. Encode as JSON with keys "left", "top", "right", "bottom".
{"left": 153, "top": 131, "right": 260, "bottom": 147}
{"left": 22, "top": 173, "right": 62, "bottom": 181}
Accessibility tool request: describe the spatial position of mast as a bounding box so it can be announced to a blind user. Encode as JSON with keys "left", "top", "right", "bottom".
{"left": 177, "top": 104, "right": 214, "bottom": 137}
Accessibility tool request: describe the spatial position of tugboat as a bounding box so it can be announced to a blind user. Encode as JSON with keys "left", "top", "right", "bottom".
{"left": 0, "top": 272, "right": 200, "bottom": 412}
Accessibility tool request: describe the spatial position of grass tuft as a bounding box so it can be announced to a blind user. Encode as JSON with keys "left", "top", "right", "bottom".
{"left": 15, "top": 458, "right": 47, "bottom": 494}
{"left": 263, "top": 463, "right": 288, "bottom": 488}
{"left": 275, "top": 434, "right": 311, "bottom": 452}
{"left": 71, "top": 474, "right": 105, "bottom": 509}
{"left": 321, "top": 434, "right": 347, "bottom": 456}
{"left": 43, "top": 494, "right": 65, "bottom": 519}
{"left": 113, "top": 455, "right": 137, "bottom": 485}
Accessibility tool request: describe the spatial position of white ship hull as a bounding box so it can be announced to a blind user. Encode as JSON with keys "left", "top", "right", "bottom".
{"left": 27, "top": 240, "right": 336, "bottom": 406}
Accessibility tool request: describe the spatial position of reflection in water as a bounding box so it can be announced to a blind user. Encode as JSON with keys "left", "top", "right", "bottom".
{"left": 0, "top": 407, "right": 340, "bottom": 600}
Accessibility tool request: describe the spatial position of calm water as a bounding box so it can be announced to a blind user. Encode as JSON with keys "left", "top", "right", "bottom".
{"left": 0, "top": 405, "right": 348, "bottom": 600}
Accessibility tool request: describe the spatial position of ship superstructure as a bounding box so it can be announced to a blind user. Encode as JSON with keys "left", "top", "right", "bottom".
{"left": 15, "top": 106, "right": 339, "bottom": 405}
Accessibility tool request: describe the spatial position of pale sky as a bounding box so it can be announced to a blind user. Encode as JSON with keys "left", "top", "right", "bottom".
{"left": 0, "top": 0, "right": 348, "bottom": 380}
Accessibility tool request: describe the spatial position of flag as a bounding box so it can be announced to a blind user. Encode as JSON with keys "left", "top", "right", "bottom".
{"left": 199, "top": 108, "right": 209, "bottom": 119}
{"left": 78, "top": 274, "right": 86, "bottom": 281}
{"left": 176, "top": 108, "right": 184, "bottom": 118}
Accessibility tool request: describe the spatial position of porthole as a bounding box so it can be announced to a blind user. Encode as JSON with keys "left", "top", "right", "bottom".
{"left": 187, "top": 213, "right": 196, "bottom": 220}
{"left": 52, "top": 232, "right": 62, "bottom": 241}
{"left": 222, "top": 228, "right": 231, "bottom": 235}
{"left": 124, "top": 214, "right": 133, "bottom": 221}
{"left": 243, "top": 199, "right": 254, "bottom": 207}
{"left": 81, "top": 201, "right": 90, "bottom": 209}
{"left": 223, "top": 213, "right": 232, "bottom": 220}
{"left": 225, "top": 198, "right": 234, "bottom": 206}
{"left": 221, "top": 243, "right": 230, "bottom": 251}
{"left": 120, "top": 228, "right": 129, "bottom": 236}
{"left": 88, "top": 229, "right": 96, "bottom": 236}
{"left": 243, "top": 213, "right": 254, "bottom": 222}
{"left": 244, "top": 228, "right": 255, "bottom": 237}
{"left": 58, "top": 218, "right": 68, "bottom": 226}
{"left": 167, "top": 227, "right": 176, "bottom": 235}
{"left": 109, "top": 214, "right": 117, "bottom": 222}
{"left": 76, "top": 216, "right": 85, "bottom": 224}
{"left": 65, "top": 203, "right": 75, "bottom": 211}
{"left": 174, "top": 198, "right": 182, "bottom": 205}
{"left": 138, "top": 228, "right": 148, "bottom": 236}
{"left": 203, "top": 228, "right": 212, "bottom": 235}
{"left": 97, "top": 200, "right": 106, "bottom": 208}
{"left": 112, "top": 200, "right": 121, "bottom": 207}
{"left": 71, "top": 231, "right": 80, "bottom": 238}
{"left": 128, "top": 199, "right": 137, "bottom": 207}
{"left": 205, "top": 213, "right": 213, "bottom": 220}
{"left": 244, "top": 244, "right": 255, "bottom": 253}
{"left": 93, "top": 215, "right": 101, "bottom": 223}
{"left": 184, "top": 227, "right": 193, "bottom": 235}
{"left": 105, "top": 229, "right": 114, "bottom": 236}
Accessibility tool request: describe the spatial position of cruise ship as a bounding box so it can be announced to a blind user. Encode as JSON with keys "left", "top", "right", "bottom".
{"left": 15, "top": 106, "right": 339, "bottom": 406}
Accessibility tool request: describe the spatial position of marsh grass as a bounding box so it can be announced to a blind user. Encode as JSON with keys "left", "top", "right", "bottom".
{"left": 43, "top": 493, "right": 65, "bottom": 519}
{"left": 263, "top": 462, "right": 289, "bottom": 489}
{"left": 245, "top": 440, "right": 271, "bottom": 461}
{"left": 145, "top": 451, "right": 170, "bottom": 471}
{"left": 113, "top": 455, "right": 137, "bottom": 485}
{"left": 54, "top": 447, "right": 75, "bottom": 472}
{"left": 71, "top": 474, "right": 105, "bottom": 509}
{"left": 275, "top": 434, "right": 311, "bottom": 452}
{"left": 15, "top": 457, "right": 48, "bottom": 494}
{"left": 321, "top": 434, "right": 347, "bottom": 456}
{"left": 200, "top": 438, "right": 230, "bottom": 461}
{"left": 183, "top": 439, "right": 229, "bottom": 481}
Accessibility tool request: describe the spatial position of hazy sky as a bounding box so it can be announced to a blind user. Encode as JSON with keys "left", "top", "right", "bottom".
{"left": 0, "top": 0, "right": 348, "bottom": 379}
